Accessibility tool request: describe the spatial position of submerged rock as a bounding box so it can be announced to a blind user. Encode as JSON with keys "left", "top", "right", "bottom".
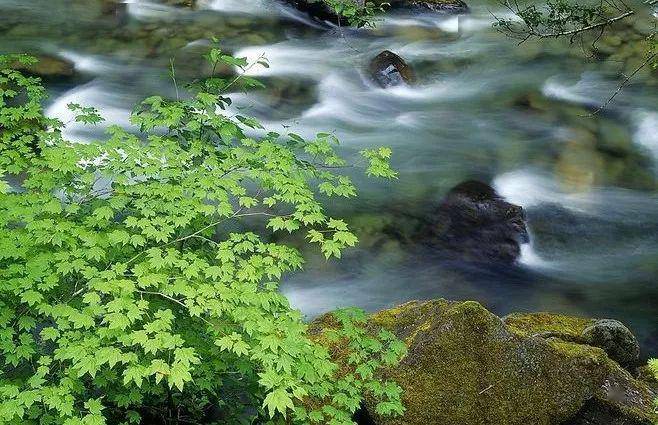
{"left": 310, "top": 300, "right": 657, "bottom": 425}
{"left": 11, "top": 55, "right": 76, "bottom": 80}
{"left": 368, "top": 50, "right": 415, "bottom": 88}
{"left": 425, "top": 180, "right": 529, "bottom": 264}
{"left": 100, "top": 0, "right": 128, "bottom": 23}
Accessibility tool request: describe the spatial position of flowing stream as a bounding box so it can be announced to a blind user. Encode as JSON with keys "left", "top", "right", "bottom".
{"left": 2, "top": 0, "right": 658, "bottom": 354}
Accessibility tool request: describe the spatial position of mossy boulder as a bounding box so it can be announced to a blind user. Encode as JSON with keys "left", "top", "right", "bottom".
{"left": 311, "top": 300, "right": 656, "bottom": 425}
{"left": 504, "top": 313, "right": 640, "bottom": 368}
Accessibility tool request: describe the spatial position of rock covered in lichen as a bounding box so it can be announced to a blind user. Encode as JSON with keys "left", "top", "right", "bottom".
{"left": 504, "top": 313, "right": 640, "bottom": 368}
{"left": 311, "top": 300, "right": 657, "bottom": 425}
{"left": 582, "top": 320, "right": 640, "bottom": 368}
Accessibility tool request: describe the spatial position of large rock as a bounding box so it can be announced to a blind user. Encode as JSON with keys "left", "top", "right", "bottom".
{"left": 504, "top": 313, "right": 641, "bottom": 368}
{"left": 368, "top": 50, "right": 416, "bottom": 88}
{"left": 310, "top": 300, "right": 657, "bottom": 425}
{"left": 424, "top": 180, "right": 529, "bottom": 264}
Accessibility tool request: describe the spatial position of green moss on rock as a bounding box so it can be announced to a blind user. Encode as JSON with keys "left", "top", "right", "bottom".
{"left": 504, "top": 313, "right": 641, "bottom": 368}
{"left": 504, "top": 312, "right": 594, "bottom": 341}
{"left": 311, "top": 300, "right": 657, "bottom": 425}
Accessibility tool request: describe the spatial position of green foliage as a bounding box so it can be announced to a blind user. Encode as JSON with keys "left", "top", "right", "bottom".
{"left": 0, "top": 49, "right": 403, "bottom": 424}
{"left": 298, "top": 308, "right": 406, "bottom": 423}
{"left": 494, "top": 0, "right": 633, "bottom": 40}
{"left": 494, "top": 0, "right": 657, "bottom": 108}
{"left": 495, "top": 0, "right": 612, "bottom": 38}
{"left": 323, "top": 0, "right": 387, "bottom": 28}
{"left": 494, "top": 0, "right": 656, "bottom": 63}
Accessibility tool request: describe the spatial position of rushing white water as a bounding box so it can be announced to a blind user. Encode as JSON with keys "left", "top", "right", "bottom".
{"left": 518, "top": 241, "right": 551, "bottom": 269}
{"left": 542, "top": 73, "right": 614, "bottom": 107}
{"left": 46, "top": 82, "right": 134, "bottom": 141}
{"left": 4, "top": 0, "right": 658, "bottom": 350}
{"left": 634, "top": 111, "right": 658, "bottom": 167}
{"left": 126, "top": 0, "right": 181, "bottom": 20}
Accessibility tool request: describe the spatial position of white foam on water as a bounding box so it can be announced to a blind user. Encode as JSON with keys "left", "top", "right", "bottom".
{"left": 492, "top": 169, "right": 583, "bottom": 210}
{"left": 380, "top": 8, "right": 519, "bottom": 33}
{"left": 541, "top": 72, "right": 623, "bottom": 109}
{"left": 382, "top": 15, "right": 462, "bottom": 32}
{"left": 45, "top": 82, "right": 132, "bottom": 141}
{"left": 519, "top": 239, "right": 552, "bottom": 269}
{"left": 494, "top": 168, "right": 658, "bottom": 224}
{"left": 126, "top": 0, "right": 178, "bottom": 20}
{"left": 634, "top": 110, "right": 658, "bottom": 167}
{"left": 57, "top": 51, "right": 123, "bottom": 75}
{"left": 543, "top": 78, "right": 593, "bottom": 105}
{"left": 204, "top": 0, "right": 326, "bottom": 26}
{"left": 234, "top": 43, "right": 353, "bottom": 78}
{"left": 204, "top": 0, "right": 273, "bottom": 15}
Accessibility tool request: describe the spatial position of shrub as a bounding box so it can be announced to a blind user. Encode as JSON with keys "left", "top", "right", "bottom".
{"left": 0, "top": 51, "right": 404, "bottom": 424}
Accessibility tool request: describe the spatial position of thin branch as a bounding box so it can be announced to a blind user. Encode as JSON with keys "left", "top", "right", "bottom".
{"left": 532, "top": 10, "right": 634, "bottom": 39}
{"left": 585, "top": 52, "right": 657, "bottom": 116}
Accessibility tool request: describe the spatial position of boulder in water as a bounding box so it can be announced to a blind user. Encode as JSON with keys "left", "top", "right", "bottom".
{"left": 368, "top": 50, "right": 415, "bottom": 88}
{"left": 426, "top": 180, "right": 529, "bottom": 264}
{"left": 310, "top": 300, "right": 657, "bottom": 425}
{"left": 11, "top": 55, "right": 76, "bottom": 80}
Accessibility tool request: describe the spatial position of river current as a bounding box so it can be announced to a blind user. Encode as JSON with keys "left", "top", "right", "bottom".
{"left": 2, "top": 0, "right": 657, "bottom": 354}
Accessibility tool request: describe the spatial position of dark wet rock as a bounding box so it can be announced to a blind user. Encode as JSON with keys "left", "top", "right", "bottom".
{"left": 284, "top": 0, "right": 467, "bottom": 26}
{"left": 163, "top": 0, "right": 197, "bottom": 7}
{"left": 386, "top": 0, "right": 468, "bottom": 13}
{"left": 282, "top": 0, "right": 347, "bottom": 25}
{"left": 583, "top": 320, "right": 641, "bottom": 367}
{"left": 100, "top": 0, "right": 128, "bottom": 24}
{"left": 250, "top": 76, "right": 319, "bottom": 119}
{"left": 424, "top": 180, "right": 529, "bottom": 264}
{"left": 311, "top": 300, "right": 658, "bottom": 425}
{"left": 368, "top": 50, "right": 415, "bottom": 88}
{"left": 354, "top": 403, "right": 377, "bottom": 425}
{"left": 564, "top": 396, "right": 653, "bottom": 425}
